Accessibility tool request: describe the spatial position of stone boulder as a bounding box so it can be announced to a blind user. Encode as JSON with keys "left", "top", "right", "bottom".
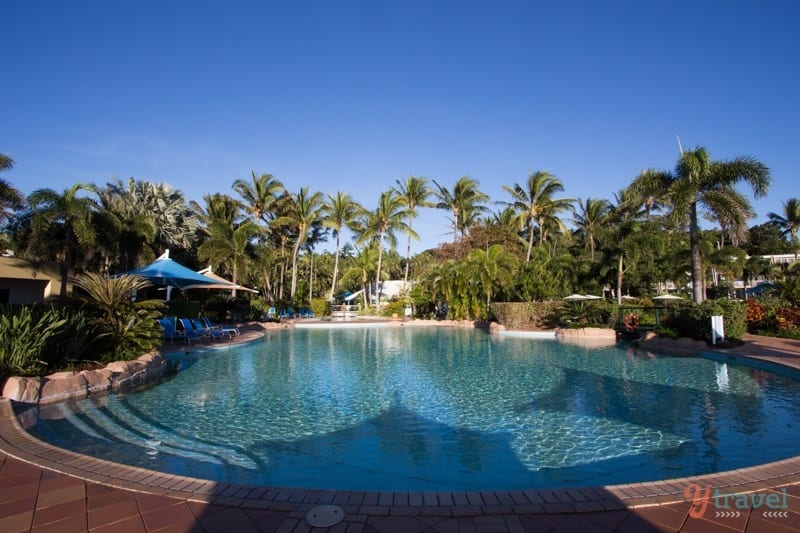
{"left": 1, "top": 351, "right": 167, "bottom": 404}
{"left": 555, "top": 327, "right": 618, "bottom": 347}
{"left": 637, "top": 336, "right": 707, "bottom": 356}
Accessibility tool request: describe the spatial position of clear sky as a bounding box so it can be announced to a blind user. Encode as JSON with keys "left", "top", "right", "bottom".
{"left": 3, "top": 0, "right": 798, "bottom": 253}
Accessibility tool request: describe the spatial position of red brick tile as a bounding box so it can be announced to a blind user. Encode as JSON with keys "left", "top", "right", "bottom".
{"left": 87, "top": 498, "right": 141, "bottom": 529}
{"left": 141, "top": 502, "right": 198, "bottom": 531}
{"left": 90, "top": 514, "right": 147, "bottom": 533}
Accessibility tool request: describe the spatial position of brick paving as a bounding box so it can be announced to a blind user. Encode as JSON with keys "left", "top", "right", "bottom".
{"left": 0, "top": 332, "right": 799, "bottom": 531}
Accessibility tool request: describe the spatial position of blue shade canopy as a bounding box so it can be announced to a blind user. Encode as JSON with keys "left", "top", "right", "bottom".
{"left": 127, "top": 255, "right": 232, "bottom": 290}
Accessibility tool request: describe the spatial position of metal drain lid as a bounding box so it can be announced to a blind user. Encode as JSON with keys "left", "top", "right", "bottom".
{"left": 305, "top": 504, "right": 345, "bottom": 527}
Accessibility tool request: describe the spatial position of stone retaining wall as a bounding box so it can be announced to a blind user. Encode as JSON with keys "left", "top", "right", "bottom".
{"left": 1, "top": 352, "right": 167, "bottom": 405}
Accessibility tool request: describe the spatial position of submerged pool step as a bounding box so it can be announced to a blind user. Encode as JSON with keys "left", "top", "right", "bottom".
{"left": 67, "top": 402, "right": 258, "bottom": 469}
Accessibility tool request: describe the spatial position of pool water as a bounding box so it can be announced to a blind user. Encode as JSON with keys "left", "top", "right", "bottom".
{"left": 20, "top": 327, "right": 800, "bottom": 491}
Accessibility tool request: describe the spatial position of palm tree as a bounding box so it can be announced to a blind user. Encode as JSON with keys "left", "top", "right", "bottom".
{"left": 572, "top": 198, "right": 612, "bottom": 261}
{"left": 322, "top": 191, "right": 363, "bottom": 299}
{"left": 198, "top": 220, "right": 260, "bottom": 297}
{"left": 74, "top": 273, "right": 164, "bottom": 360}
{"left": 355, "top": 190, "right": 415, "bottom": 309}
{"left": 768, "top": 198, "right": 800, "bottom": 260}
{"left": 232, "top": 171, "right": 284, "bottom": 225}
{"left": 629, "top": 146, "right": 770, "bottom": 303}
{"left": 500, "top": 171, "right": 575, "bottom": 262}
{"left": 341, "top": 245, "right": 379, "bottom": 308}
{"left": 276, "top": 187, "right": 325, "bottom": 302}
{"left": 191, "top": 193, "right": 243, "bottom": 228}
{"left": 0, "top": 154, "right": 23, "bottom": 225}
{"left": 468, "top": 244, "right": 517, "bottom": 315}
{"left": 27, "top": 184, "right": 99, "bottom": 296}
{"left": 107, "top": 178, "right": 198, "bottom": 256}
{"left": 392, "top": 176, "right": 433, "bottom": 286}
{"left": 432, "top": 176, "right": 489, "bottom": 243}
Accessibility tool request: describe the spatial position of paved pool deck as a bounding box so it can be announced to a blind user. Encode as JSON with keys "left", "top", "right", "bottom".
{"left": 1, "top": 329, "right": 799, "bottom": 532}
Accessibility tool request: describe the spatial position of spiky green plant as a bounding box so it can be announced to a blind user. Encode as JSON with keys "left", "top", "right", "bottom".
{"left": 75, "top": 273, "right": 165, "bottom": 361}
{"left": 0, "top": 305, "right": 66, "bottom": 380}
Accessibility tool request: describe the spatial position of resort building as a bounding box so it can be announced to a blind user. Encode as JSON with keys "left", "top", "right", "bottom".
{"left": 0, "top": 257, "right": 69, "bottom": 304}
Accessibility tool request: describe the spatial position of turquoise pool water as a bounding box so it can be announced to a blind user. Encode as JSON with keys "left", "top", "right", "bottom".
{"left": 19, "top": 327, "right": 800, "bottom": 491}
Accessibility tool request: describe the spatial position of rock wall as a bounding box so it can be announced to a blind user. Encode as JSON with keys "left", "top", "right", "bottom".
{"left": 2, "top": 352, "right": 167, "bottom": 405}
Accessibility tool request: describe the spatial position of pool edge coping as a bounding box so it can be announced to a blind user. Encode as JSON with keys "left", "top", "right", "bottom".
{"left": 2, "top": 393, "right": 799, "bottom": 515}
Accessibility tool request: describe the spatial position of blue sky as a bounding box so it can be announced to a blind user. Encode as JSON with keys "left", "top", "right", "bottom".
{"left": 3, "top": 0, "right": 798, "bottom": 253}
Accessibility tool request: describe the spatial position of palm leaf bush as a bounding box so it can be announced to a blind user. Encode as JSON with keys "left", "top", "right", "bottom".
{"left": 0, "top": 305, "right": 67, "bottom": 379}
{"left": 74, "top": 273, "right": 165, "bottom": 361}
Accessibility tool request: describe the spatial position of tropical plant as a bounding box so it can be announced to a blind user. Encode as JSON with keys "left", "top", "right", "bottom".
{"left": 322, "top": 191, "right": 363, "bottom": 299}
{"left": 74, "top": 273, "right": 165, "bottom": 361}
{"left": 571, "top": 197, "right": 612, "bottom": 261}
{"left": 432, "top": 176, "right": 489, "bottom": 243}
{"left": 500, "top": 170, "right": 574, "bottom": 262}
{"left": 275, "top": 187, "right": 325, "bottom": 302}
{"left": 354, "top": 190, "right": 415, "bottom": 308}
{"left": 105, "top": 178, "right": 198, "bottom": 256}
{"left": 232, "top": 171, "right": 285, "bottom": 224}
{"left": 392, "top": 176, "right": 433, "bottom": 286}
{"left": 768, "top": 198, "right": 800, "bottom": 260}
{"left": 26, "top": 183, "right": 99, "bottom": 295}
{"left": 0, "top": 305, "right": 67, "bottom": 379}
{"left": 468, "top": 244, "right": 518, "bottom": 313}
{"left": 198, "top": 220, "right": 260, "bottom": 297}
{"left": 629, "top": 146, "right": 770, "bottom": 303}
{"left": 0, "top": 153, "right": 24, "bottom": 225}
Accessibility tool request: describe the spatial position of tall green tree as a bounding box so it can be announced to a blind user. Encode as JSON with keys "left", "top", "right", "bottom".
{"left": 629, "top": 146, "right": 770, "bottom": 302}
{"left": 468, "top": 244, "right": 517, "bottom": 314}
{"left": 27, "top": 184, "right": 99, "bottom": 296}
{"left": 233, "top": 171, "right": 284, "bottom": 225}
{"left": 500, "top": 171, "right": 574, "bottom": 262}
{"left": 392, "top": 176, "right": 433, "bottom": 286}
{"left": 355, "top": 190, "right": 415, "bottom": 308}
{"left": 198, "top": 220, "right": 260, "bottom": 297}
{"left": 432, "top": 176, "right": 489, "bottom": 243}
{"left": 768, "top": 198, "right": 800, "bottom": 260}
{"left": 322, "top": 191, "right": 363, "bottom": 299}
{"left": 0, "top": 154, "right": 23, "bottom": 225}
{"left": 276, "top": 187, "right": 325, "bottom": 302}
{"left": 572, "top": 198, "right": 612, "bottom": 261}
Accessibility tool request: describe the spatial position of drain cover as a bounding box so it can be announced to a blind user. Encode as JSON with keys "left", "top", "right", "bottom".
{"left": 306, "top": 504, "right": 345, "bottom": 527}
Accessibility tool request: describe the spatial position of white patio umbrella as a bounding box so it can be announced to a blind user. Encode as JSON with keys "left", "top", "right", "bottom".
{"left": 653, "top": 294, "right": 684, "bottom": 300}
{"left": 564, "top": 294, "right": 589, "bottom": 301}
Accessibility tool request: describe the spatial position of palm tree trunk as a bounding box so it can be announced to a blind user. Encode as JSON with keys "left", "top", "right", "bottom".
{"left": 60, "top": 226, "right": 72, "bottom": 296}
{"left": 403, "top": 221, "right": 412, "bottom": 287}
{"left": 290, "top": 239, "right": 301, "bottom": 303}
{"left": 616, "top": 253, "right": 624, "bottom": 306}
{"left": 375, "top": 231, "right": 385, "bottom": 310}
{"left": 232, "top": 263, "right": 238, "bottom": 299}
{"left": 526, "top": 219, "right": 535, "bottom": 263}
{"left": 690, "top": 202, "right": 705, "bottom": 303}
{"left": 330, "top": 235, "right": 340, "bottom": 300}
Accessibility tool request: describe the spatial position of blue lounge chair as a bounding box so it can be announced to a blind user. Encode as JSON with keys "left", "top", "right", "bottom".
{"left": 279, "top": 308, "right": 296, "bottom": 319}
{"left": 191, "top": 318, "right": 229, "bottom": 342}
{"left": 202, "top": 316, "right": 239, "bottom": 336}
{"left": 157, "top": 318, "right": 185, "bottom": 343}
{"left": 177, "top": 318, "right": 204, "bottom": 345}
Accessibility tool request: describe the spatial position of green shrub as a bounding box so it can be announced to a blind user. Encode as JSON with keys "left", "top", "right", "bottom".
{"left": 490, "top": 301, "right": 563, "bottom": 329}
{"left": 380, "top": 299, "right": 407, "bottom": 317}
{"left": 75, "top": 274, "right": 165, "bottom": 362}
{"left": 660, "top": 299, "right": 746, "bottom": 341}
{"left": 310, "top": 298, "right": 330, "bottom": 317}
{"left": 0, "top": 305, "right": 67, "bottom": 380}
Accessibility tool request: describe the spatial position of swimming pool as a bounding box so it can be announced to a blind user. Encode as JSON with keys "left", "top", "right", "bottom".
{"left": 19, "top": 327, "right": 800, "bottom": 491}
